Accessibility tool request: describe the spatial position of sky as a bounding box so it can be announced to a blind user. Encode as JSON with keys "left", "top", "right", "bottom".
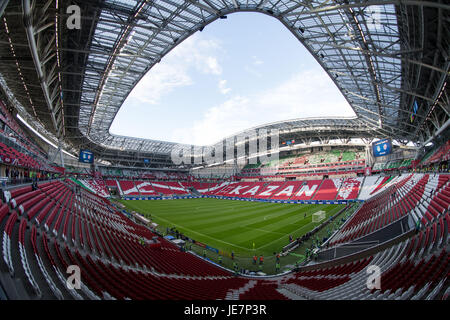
{"left": 109, "top": 12, "right": 356, "bottom": 146}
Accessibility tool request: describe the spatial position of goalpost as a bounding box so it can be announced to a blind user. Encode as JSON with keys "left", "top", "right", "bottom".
{"left": 312, "top": 211, "right": 326, "bottom": 223}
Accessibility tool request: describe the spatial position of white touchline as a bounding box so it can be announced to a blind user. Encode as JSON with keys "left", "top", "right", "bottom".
{"left": 256, "top": 204, "right": 340, "bottom": 250}
{"left": 152, "top": 203, "right": 342, "bottom": 252}
{"left": 152, "top": 214, "right": 251, "bottom": 251}
{"left": 256, "top": 209, "right": 318, "bottom": 250}
{"left": 263, "top": 204, "right": 314, "bottom": 225}
{"left": 242, "top": 226, "right": 285, "bottom": 235}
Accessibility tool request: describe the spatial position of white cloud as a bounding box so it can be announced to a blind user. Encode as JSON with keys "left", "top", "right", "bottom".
{"left": 252, "top": 56, "right": 264, "bottom": 65}
{"left": 244, "top": 65, "right": 262, "bottom": 78}
{"left": 171, "top": 96, "right": 252, "bottom": 145}
{"left": 171, "top": 69, "right": 356, "bottom": 146}
{"left": 218, "top": 79, "right": 231, "bottom": 94}
{"left": 127, "top": 34, "right": 223, "bottom": 105}
{"left": 129, "top": 63, "right": 192, "bottom": 105}
{"left": 171, "top": 35, "right": 223, "bottom": 75}
{"left": 205, "top": 57, "right": 222, "bottom": 75}
{"left": 243, "top": 56, "right": 264, "bottom": 78}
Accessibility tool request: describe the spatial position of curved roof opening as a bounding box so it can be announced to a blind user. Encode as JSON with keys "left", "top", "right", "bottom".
{"left": 109, "top": 12, "right": 356, "bottom": 146}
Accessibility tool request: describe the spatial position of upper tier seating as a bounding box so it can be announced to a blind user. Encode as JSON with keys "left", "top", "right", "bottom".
{"left": 0, "top": 100, "right": 47, "bottom": 160}
{"left": 241, "top": 151, "right": 366, "bottom": 177}
{"left": 0, "top": 142, "right": 53, "bottom": 172}
{"left": 422, "top": 141, "right": 450, "bottom": 165}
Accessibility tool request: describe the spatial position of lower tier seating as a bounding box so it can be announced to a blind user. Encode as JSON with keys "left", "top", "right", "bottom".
{"left": 0, "top": 176, "right": 448, "bottom": 300}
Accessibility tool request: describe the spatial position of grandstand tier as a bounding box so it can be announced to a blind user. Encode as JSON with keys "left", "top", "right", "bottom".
{"left": 0, "top": 172, "right": 448, "bottom": 300}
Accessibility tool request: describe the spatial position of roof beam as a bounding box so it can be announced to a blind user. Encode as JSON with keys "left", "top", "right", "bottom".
{"left": 186, "top": 0, "right": 219, "bottom": 15}
{"left": 21, "top": 0, "right": 61, "bottom": 138}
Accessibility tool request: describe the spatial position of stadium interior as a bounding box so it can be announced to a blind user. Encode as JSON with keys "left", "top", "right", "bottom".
{"left": 0, "top": 0, "right": 449, "bottom": 301}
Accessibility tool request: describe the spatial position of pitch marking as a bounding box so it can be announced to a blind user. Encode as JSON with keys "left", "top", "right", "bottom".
{"left": 151, "top": 215, "right": 251, "bottom": 251}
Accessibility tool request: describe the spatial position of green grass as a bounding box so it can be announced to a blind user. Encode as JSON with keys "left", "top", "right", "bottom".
{"left": 118, "top": 198, "right": 344, "bottom": 257}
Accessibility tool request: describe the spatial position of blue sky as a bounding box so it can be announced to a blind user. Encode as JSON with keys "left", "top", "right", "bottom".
{"left": 109, "top": 12, "right": 355, "bottom": 146}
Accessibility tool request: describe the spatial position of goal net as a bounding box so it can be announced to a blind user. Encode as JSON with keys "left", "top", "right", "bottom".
{"left": 312, "top": 211, "right": 326, "bottom": 223}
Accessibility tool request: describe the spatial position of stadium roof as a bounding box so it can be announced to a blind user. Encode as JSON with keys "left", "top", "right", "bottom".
{"left": 0, "top": 0, "right": 448, "bottom": 162}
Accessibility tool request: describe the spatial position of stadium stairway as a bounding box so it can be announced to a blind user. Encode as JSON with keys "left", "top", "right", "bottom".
{"left": 310, "top": 179, "right": 325, "bottom": 201}
{"left": 116, "top": 179, "right": 124, "bottom": 196}
{"left": 276, "top": 286, "right": 307, "bottom": 300}
{"left": 356, "top": 175, "right": 366, "bottom": 199}
{"left": 333, "top": 178, "right": 344, "bottom": 201}
{"left": 189, "top": 188, "right": 202, "bottom": 197}
{"left": 225, "top": 280, "right": 257, "bottom": 299}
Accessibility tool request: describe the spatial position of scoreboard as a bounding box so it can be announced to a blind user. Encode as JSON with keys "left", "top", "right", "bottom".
{"left": 372, "top": 139, "right": 392, "bottom": 157}
{"left": 79, "top": 149, "right": 94, "bottom": 163}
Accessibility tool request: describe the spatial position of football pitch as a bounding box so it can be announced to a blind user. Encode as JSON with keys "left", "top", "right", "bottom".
{"left": 119, "top": 198, "right": 344, "bottom": 257}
